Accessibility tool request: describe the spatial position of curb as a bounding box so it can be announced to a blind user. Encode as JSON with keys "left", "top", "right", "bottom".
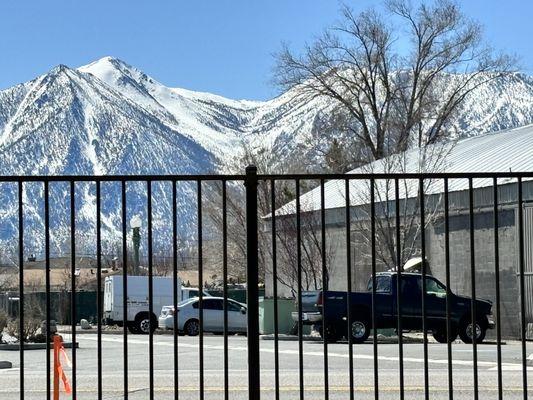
{"left": 260, "top": 334, "right": 321, "bottom": 341}
{"left": 58, "top": 329, "right": 119, "bottom": 335}
{"left": 0, "top": 361, "right": 12, "bottom": 369}
{"left": 259, "top": 334, "right": 425, "bottom": 343}
{"left": 259, "top": 335, "right": 506, "bottom": 345}
{"left": 0, "top": 342, "right": 79, "bottom": 351}
{"left": 58, "top": 329, "right": 181, "bottom": 336}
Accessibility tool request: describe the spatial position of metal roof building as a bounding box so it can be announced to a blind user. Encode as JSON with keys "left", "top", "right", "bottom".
{"left": 276, "top": 123, "right": 533, "bottom": 216}
{"left": 268, "top": 123, "right": 533, "bottom": 340}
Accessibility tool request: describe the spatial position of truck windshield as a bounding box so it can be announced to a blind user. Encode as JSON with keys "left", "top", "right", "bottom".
{"left": 426, "top": 278, "right": 447, "bottom": 297}
{"left": 366, "top": 275, "right": 391, "bottom": 293}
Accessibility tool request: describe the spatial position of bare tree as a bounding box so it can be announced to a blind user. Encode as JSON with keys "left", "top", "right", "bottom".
{"left": 274, "top": 0, "right": 514, "bottom": 269}
{"left": 204, "top": 147, "right": 292, "bottom": 285}
{"left": 204, "top": 143, "right": 336, "bottom": 296}
{"left": 349, "top": 142, "right": 453, "bottom": 268}
{"left": 272, "top": 205, "right": 338, "bottom": 297}
{"left": 303, "top": 110, "right": 369, "bottom": 173}
{"left": 274, "top": 0, "right": 514, "bottom": 163}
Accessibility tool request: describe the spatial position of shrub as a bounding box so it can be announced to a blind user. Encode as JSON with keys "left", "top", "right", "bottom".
{"left": 6, "top": 298, "right": 43, "bottom": 342}
{"left": 6, "top": 317, "right": 42, "bottom": 343}
{"left": 0, "top": 309, "right": 8, "bottom": 334}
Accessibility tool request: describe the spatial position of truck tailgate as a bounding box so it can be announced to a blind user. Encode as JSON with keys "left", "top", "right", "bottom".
{"left": 301, "top": 291, "right": 321, "bottom": 312}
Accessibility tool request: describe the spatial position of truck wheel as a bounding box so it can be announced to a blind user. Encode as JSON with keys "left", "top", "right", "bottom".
{"left": 135, "top": 313, "right": 157, "bottom": 335}
{"left": 459, "top": 320, "right": 486, "bottom": 344}
{"left": 320, "top": 325, "right": 341, "bottom": 343}
{"left": 350, "top": 319, "right": 370, "bottom": 344}
{"left": 184, "top": 319, "right": 200, "bottom": 336}
{"left": 432, "top": 327, "right": 457, "bottom": 344}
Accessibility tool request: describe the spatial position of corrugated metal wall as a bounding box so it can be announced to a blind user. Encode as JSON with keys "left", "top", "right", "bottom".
{"left": 522, "top": 205, "right": 533, "bottom": 339}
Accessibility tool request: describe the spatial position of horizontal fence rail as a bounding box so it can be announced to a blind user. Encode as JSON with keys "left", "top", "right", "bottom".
{"left": 0, "top": 168, "right": 530, "bottom": 399}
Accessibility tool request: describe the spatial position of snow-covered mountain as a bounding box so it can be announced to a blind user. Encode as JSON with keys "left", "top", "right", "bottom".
{"left": 3, "top": 56, "right": 533, "bottom": 175}
{"left": 1, "top": 56, "right": 533, "bottom": 259}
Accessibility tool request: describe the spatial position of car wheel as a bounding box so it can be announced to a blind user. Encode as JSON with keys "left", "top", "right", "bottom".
{"left": 350, "top": 319, "right": 370, "bottom": 344}
{"left": 184, "top": 319, "right": 200, "bottom": 336}
{"left": 127, "top": 323, "right": 140, "bottom": 334}
{"left": 135, "top": 313, "right": 157, "bottom": 335}
{"left": 459, "top": 320, "right": 486, "bottom": 344}
{"left": 432, "top": 327, "right": 457, "bottom": 344}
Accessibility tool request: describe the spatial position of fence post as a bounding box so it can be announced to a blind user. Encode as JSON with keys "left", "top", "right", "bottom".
{"left": 244, "top": 165, "right": 260, "bottom": 399}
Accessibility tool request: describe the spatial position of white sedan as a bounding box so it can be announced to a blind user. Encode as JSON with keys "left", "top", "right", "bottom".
{"left": 158, "top": 297, "right": 247, "bottom": 335}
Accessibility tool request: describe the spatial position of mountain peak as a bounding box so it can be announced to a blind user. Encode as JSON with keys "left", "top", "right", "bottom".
{"left": 82, "top": 55, "right": 129, "bottom": 68}
{"left": 78, "top": 56, "right": 142, "bottom": 82}
{"left": 78, "top": 56, "right": 148, "bottom": 90}
{"left": 40, "top": 63, "right": 83, "bottom": 85}
{"left": 49, "top": 63, "right": 73, "bottom": 75}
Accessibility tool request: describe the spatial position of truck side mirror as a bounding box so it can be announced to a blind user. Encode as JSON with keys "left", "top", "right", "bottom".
{"left": 240, "top": 307, "right": 247, "bottom": 315}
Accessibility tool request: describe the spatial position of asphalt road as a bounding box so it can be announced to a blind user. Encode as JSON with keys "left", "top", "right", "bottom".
{"left": 0, "top": 333, "right": 531, "bottom": 399}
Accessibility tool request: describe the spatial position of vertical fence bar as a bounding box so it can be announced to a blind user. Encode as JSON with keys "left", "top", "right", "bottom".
{"left": 394, "top": 178, "right": 405, "bottom": 400}
{"left": 370, "top": 178, "right": 378, "bottom": 400}
{"left": 222, "top": 180, "right": 229, "bottom": 400}
{"left": 345, "top": 179, "right": 354, "bottom": 400}
{"left": 198, "top": 180, "right": 205, "bottom": 400}
{"left": 443, "top": 179, "right": 453, "bottom": 400}
{"left": 245, "top": 165, "right": 260, "bottom": 400}
{"left": 172, "top": 180, "right": 179, "bottom": 400}
{"left": 271, "top": 179, "right": 280, "bottom": 400}
{"left": 517, "top": 177, "right": 528, "bottom": 400}
{"left": 468, "top": 178, "right": 479, "bottom": 400}
{"left": 18, "top": 181, "right": 24, "bottom": 400}
{"left": 370, "top": 178, "right": 379, "bottom": 400}
{"left": 121, "top": 181, "right": 128, "bottom": 400}
{"left": 147, "top": 181, "right": 154, "bottom": 400}
{"left": 493, "top": 178, "right": 503, "bottom": 400}
{"left": 320, "top": 179, "right": 329, "bottom": 400}
{"left": 295, "top": 178, "right": 304, "bottom": 400}
{"left": 44, "top": 181, "right": 51, "bottom": 400}
{"left": 419, "top": 179, "right": 429, "bottom": 400}
{"left": 70, "top": 181, "right": 77, "bottom": 400}
{"left": 96, "top": 181, "right": 102, "bottom": 400}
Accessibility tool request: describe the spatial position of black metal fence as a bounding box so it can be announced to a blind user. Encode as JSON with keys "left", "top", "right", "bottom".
{"left": 1, "top": 168, "right": 532, "bottom": 399}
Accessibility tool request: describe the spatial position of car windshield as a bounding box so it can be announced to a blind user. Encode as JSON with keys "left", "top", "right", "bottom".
{"left": 178, "top": 298, "right": 196, "bottom": 307}
{"left": 229, "top": 300, "right": 245, "bottom": 311}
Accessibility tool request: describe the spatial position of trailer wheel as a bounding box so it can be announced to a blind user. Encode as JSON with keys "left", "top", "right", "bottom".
{"left": 134, "top": 312, "right": 157, "bottom": 335}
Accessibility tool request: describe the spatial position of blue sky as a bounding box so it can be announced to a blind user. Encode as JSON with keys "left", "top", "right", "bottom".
{"left": 0, "top": 0, "right": 531, "bottom": 100}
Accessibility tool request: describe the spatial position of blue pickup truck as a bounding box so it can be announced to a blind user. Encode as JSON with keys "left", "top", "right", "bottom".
{"left": 295, "top": 272, "right": 494, "bottom": 344}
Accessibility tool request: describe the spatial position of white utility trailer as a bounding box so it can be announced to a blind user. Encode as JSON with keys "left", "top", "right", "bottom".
{"left": 103, "top": 275, "right": 182, "bottom": 334}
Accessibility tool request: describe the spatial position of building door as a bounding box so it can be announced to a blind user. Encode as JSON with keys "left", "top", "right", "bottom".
{"left": 521, "top": 205, "right": 533, "bottom": 339}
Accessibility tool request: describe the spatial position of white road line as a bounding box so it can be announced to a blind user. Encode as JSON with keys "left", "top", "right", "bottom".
{"left": 79, "top": 336, "right": 533, "bottom": 371}
{"left": 489, "top": 365, "right": 533, "bottom": 371}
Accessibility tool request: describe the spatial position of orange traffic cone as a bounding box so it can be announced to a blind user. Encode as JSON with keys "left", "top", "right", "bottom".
{"left": 53, "top": 335, "right": 72, "bottom": 399}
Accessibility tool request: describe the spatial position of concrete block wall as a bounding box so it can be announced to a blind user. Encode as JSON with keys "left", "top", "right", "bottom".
{"left": 427, "top": 209, "right": 521, "bottom": 338}
{"left": 263, "top": 206, "right": 525, "bottom": 339}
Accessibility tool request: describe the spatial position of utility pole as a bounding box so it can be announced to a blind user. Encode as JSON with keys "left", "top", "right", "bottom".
{"left": 130, "top": 215, "right": 142, "bottom": 275}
